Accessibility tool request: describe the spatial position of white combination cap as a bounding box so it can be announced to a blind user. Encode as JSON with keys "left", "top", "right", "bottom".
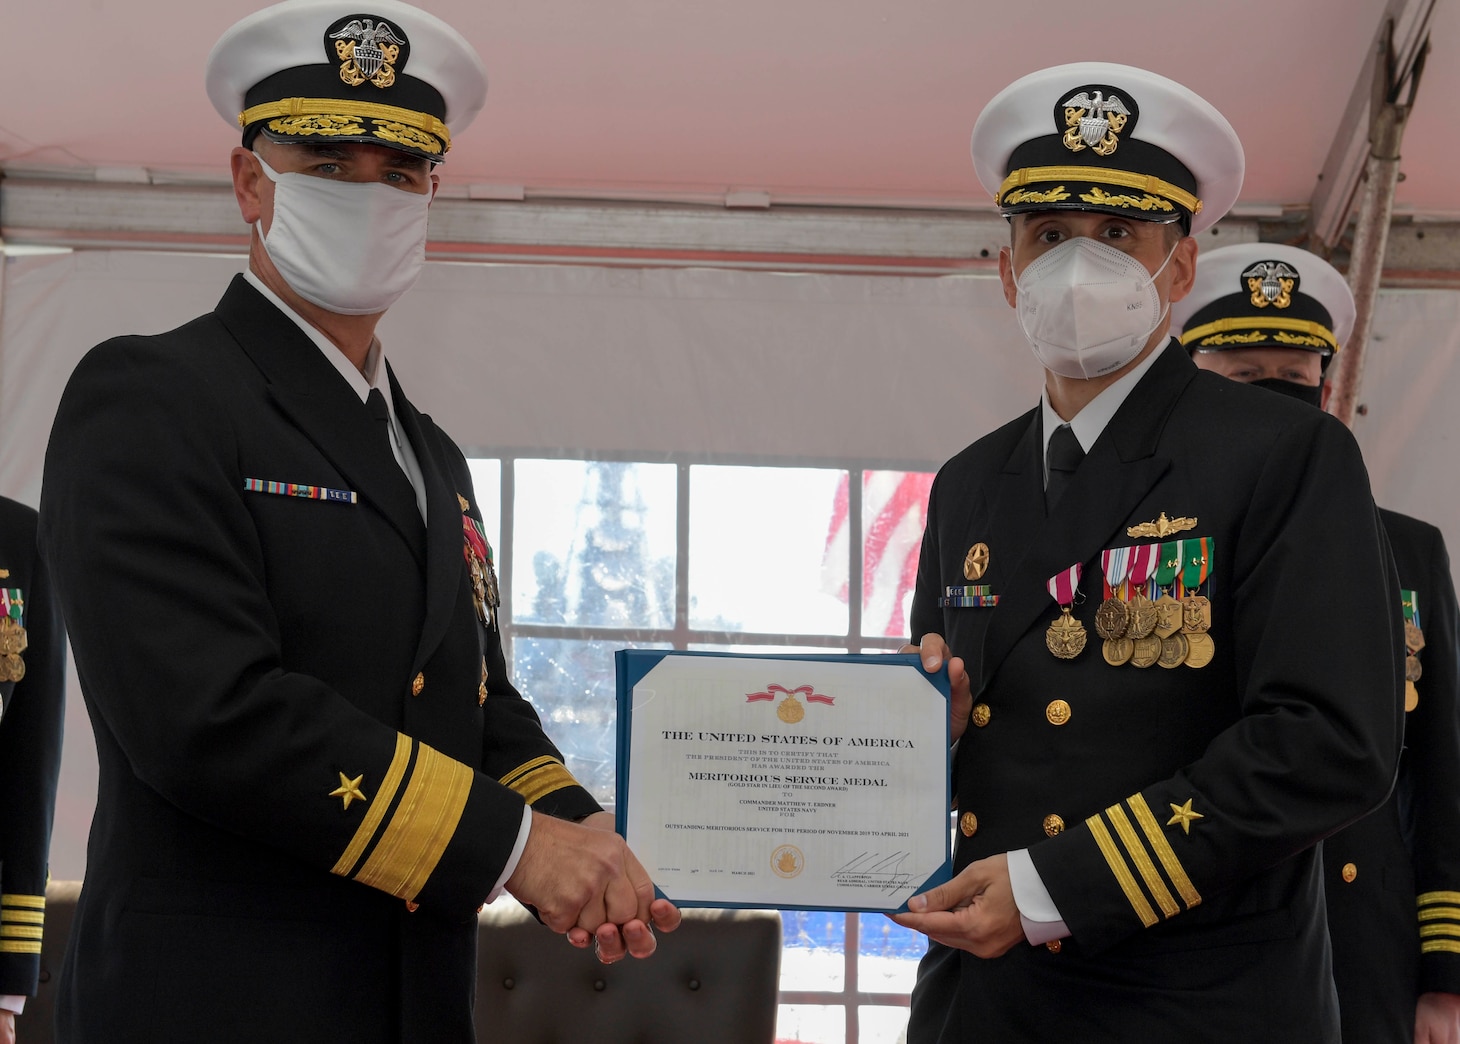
{"left": 205, "top": 0, "right": 488, "bottom": 161}
{"left": 1172, "top": 243, "right": 1355, "bottom": 359}
{"left": 971, "top": 62, "right": 1244, "bottom": 235}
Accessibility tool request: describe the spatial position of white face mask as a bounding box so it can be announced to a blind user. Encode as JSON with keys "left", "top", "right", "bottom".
{"left": 1013, "top": 235, "right": 1177, "bottom": 380}
{"left": 254, "top": 154, "right": 431, "bottom": 316}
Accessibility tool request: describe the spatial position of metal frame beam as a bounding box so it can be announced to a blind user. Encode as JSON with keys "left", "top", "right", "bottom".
{"left": 1307, "top": 0, "right": 1436, "bottom": 254}
{"left": 0, "top": 175, "right": 1271, "bottom": 276}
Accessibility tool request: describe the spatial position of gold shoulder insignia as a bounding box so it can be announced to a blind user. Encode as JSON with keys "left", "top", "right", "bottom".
{"left": 1127, "top": 512, "right": 1198, "bottom": 539}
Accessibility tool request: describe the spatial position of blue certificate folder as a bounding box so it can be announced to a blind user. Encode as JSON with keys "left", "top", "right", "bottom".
{"left": 614, "top": 649, "right": 952, "bottom": 914}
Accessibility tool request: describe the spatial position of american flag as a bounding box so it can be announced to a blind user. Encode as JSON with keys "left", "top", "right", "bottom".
{"left": 821, "top": 471, "right": 935, "bottom": 639}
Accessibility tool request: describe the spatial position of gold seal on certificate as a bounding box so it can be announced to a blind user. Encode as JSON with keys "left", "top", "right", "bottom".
{"left": 616, "top": 650, "right": 952, "bottom": 913}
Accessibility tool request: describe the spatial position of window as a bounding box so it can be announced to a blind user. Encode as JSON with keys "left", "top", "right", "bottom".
{"left": 471, "top": 455, "right": 937, "bottom": 1043}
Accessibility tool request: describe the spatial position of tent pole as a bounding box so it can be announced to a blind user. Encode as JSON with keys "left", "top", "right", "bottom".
{"left": 1327, "top": 21, "right": 1429, "bottom": 428}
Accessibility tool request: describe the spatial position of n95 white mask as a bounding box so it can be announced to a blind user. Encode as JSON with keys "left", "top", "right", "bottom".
{"left": 254, "top": 154, "right": 431, "bottom": 316}
{"left": 1013, "top": 236, "right": 1176, "bottom": 380}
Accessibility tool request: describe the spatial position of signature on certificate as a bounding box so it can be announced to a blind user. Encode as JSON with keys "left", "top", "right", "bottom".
{"left": 830, "top": 851, "right": 917, "bottom": 895}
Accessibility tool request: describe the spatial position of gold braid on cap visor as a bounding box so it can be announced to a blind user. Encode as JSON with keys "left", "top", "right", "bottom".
{"left": 1181, "top": 316, "right": 1339, "bottom": 352}
{"left": 239, "top": 98, "right": 451, "bottom": 154}
{"left": 998, "top": 165, "right": 1202, "bottom": 215}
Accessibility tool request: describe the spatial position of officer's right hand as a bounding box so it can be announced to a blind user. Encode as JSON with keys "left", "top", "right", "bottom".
{"left": 504, "top": 811, "right": 656, "bottom": 940}
{"left": 1, "top": 1008, "right": 15, "bottom": 1044}
{"left": 900, "top": 634, "right": 973, "bottom": 742}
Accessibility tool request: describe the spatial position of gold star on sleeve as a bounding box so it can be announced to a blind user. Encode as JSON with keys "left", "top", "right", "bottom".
{"left": 1167, "top": 799, "right": 1203, "bottom": 834}
{"left": 330, "top": 772, "right": 368, "bottom": 811}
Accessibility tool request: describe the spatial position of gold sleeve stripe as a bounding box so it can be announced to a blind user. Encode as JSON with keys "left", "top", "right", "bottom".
{"left": 0, "top": 941, "right": 41, "bottom": 955}
{"left": 1106, "top": 803, "right": 1178, "bottom": 919}
{"left": 1418, "top": 891, "right": 1460, "bottom": 906}
{"left": 1419, "top": 906, "right": 1460, "bottom": 923}
{"left": 1086, "top": 814, "right": 1158, "bottom": 928}
{"left": 1420, "top": 924, "right": 1460, "bottom": 939}
{"left": 1424, "top": 940, "right": 1460, "bottom": 954}
{"left": 1128, "top": 793, "right": 1202, "bottom": 910}
{"left": 516, "top": 764, "right": 580, "bottom": 806}
{"left": 0, "top": 925, "right": 43, "bottom": 940}
{"left": 1, "top": 910, "right": 44, "bottom": 925}
{"left": 331, "top": 733, "right": 413, "bottom": 878}
{"left": 500, "top": 756, "right": 582, "bottom": 805}
{"left": 354, "top": 742, "right": 473, "bottom": 902}
{"left": 499, "top": 755, "right": 559, "bottom": 789}
{"left": 0, "top": 894, "right": 45, "bottom": 909}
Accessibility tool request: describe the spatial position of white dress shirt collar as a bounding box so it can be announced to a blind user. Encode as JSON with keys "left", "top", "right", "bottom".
{"left": 1040, "top": 340, "right": 1169, "bottom": 466}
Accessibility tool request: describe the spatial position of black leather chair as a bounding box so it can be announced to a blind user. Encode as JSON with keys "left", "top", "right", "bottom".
{"left": 475, "top": 901, "right": 782, "bottom": 1044}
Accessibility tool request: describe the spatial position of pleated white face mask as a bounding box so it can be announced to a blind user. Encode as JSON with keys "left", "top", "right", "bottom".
{"left": 254, "top": 154, "right": 431, "bottom": 316}
{"left": 1013, "top": 236, "right": 1177, "bottom": 380}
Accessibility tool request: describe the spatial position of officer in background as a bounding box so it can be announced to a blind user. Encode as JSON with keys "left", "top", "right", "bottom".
{"left": 39, "top": 3, "right": 674, "bottom": 1041}
{"left": 0, "top": 496, "right": 64, "bottom": 1044}
{"left": 1177, "top": 242, "right": 1460, "bottom": 1043}
{"left": 896, "top": 63, "right": 1403, "bottom": 1041}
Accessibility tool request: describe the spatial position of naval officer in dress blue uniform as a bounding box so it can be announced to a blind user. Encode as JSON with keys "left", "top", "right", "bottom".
{"left": 1177, "top": 242, "right": 1460, "bottom": 1043}
{"left": 39, "top": 3, "right": 675, "bottom": 1041}
{"left": 0, "top": 496, "right": 64, "bottom": 1042}
{"left": 895, "top": 62, "right": 1403, "bottom": 1041}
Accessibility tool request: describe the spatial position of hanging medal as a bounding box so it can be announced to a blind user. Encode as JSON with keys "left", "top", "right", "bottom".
{"left": 1180, "top": 537, "right": 1214, "bottom": 669}
{"left": 0, "top": 587, "right": 26, "bottom": 684}
{"left": 1132, "top": 541, "right": 1176, "bottom": 668}
{"left": 1402, "top": 590, "right": 1423, "bottom": 711}
{"left": 1045, "top": 564, "right": 1087, "bottom": 660}
{"left": 1151, "top": 540, "right": 1183, "bottom": 641}
{"left": 1097, "top": 546, "right": 1133, "bottom": 665}
{"left": 1124, "top": 542, "right": 1161, "bottom": 640}
{"left": 461, "top": 513, "right": 500, "bottom": 629}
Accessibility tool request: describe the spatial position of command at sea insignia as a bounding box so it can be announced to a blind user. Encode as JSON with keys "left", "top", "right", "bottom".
{"left": 1174, "top": 243, "right": 1460, "bottom": 1041}
{"left": 904, "top": 61, "right": 1400, "bottom": 1042}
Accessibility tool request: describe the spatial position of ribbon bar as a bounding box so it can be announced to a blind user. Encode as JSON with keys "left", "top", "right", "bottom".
{"left": 244, "top": 478, "right": 357, "bottom": 504}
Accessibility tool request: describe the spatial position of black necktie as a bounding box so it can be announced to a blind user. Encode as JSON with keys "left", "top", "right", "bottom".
{"left": 1045, "top": 423, "right": 1085, "bottom": 512}
{"left": 366, "top": 388, "right": 395, "bottom": 460}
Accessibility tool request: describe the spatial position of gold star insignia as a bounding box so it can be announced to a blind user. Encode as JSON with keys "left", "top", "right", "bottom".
{"left": 330, "top": 772, "right": 368, "bottom": 811}
{"left": 457, "top": 493, "right": 471, "bottom": 512}
{"left": 1167, "top": 799, "right": 1203, "bottom": 834}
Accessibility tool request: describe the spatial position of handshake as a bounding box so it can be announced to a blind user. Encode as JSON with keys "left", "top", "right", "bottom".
{"left": 505, "top": 809, "right": 681, "bottom": 963}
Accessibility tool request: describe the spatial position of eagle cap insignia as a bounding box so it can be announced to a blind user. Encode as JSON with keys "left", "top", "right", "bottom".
{"left": 1059, "top": 85, "right": 1136, "bottom": 157}
{"left": 1126, "top": 512, "right": 1198, "bottom": 539}
{"left": 1241, "top": 261, "right": 1300, "bottom": 309}
{"left": 326, "top": 14, "right": 410, "bottom": 89}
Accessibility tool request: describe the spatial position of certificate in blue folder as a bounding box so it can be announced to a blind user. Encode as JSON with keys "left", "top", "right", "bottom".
{"left": 615, "top": 649, "right": 952, "bottom": 914}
